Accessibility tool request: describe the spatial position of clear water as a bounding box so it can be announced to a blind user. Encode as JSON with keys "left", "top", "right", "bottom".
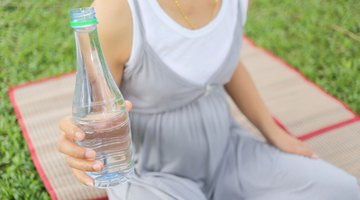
{"left": 75, "top": 112, "right": 134, "bottom": 188}
{"left": 70, "top": 7, "right": 134, "bottom": 187}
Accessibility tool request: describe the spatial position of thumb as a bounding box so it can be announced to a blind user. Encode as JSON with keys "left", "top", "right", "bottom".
{"left": 125, "top": 100, "right": 132, "bottom": 112}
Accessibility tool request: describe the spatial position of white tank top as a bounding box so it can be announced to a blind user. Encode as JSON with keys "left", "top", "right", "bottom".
{"left": 126, "top": 0, "right": 248, "bottom": 85}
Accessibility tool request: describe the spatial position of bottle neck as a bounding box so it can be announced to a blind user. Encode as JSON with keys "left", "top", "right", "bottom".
{"left": 74, "top": 25, "right": 106, "bottom": 78}
{"left": 73, "top": 25, "right": 122, "bottom": 106}
{"left": 70, "top": 7, "right": 126, "bottom": 120}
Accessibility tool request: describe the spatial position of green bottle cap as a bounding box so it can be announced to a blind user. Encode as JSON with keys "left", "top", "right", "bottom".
{"left": 70, "top": 7, "right": 98, "bottom": 28}
{"left": 70, "top": 19, "right": 98, "bottom": 28}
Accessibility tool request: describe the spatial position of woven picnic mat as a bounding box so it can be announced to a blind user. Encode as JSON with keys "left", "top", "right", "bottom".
{"left": 9, "top": 37, "right": 360, "bottom": 200}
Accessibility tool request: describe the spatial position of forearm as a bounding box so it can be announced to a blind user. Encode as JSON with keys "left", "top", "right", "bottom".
{"left": 225, "top": 62, "right": 279, "bottom": 138}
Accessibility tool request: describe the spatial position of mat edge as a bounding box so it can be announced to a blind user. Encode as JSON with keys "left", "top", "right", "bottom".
{"left": 298, "top": 117, "right": 360, "bottom": 141}
{"left": 243, "top": 36, "right": 360, "bottom": 138}
{"left": 8, "top": 88, "right": 58, "bottom": 200}
{"left": 8, "top": 76, "right": 109, "bottom": 200}
{"left": 10, "top": 71, "right": 75, "bottom": 91}
{"left": 243, "top": 36, "right": 359, "bottom": 119}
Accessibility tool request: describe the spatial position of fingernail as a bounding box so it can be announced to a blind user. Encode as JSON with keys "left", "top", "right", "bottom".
{"left": 93, "top": 162, "right": 102, "bottom": 171}
{"left": 311, "top": 154, "right": 319, "bottom": 160}
{"left": 85, "top": 149, "right": 95, "bottom": 159}
{"left": 75, "top": 131, "right": 84, "bottom": 141}
{"left": 86, "top": 180, "right": 94, "bottom": 187}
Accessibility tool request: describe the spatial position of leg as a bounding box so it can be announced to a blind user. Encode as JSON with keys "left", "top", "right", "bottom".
{"left": 212, "top": 127, "right": 360, "bottom": 200}
{"left": 250, "top": 150, "right": 360, "bottom": 200}
{"left": 107, "top": 171, "right": 207, "bottom": 200}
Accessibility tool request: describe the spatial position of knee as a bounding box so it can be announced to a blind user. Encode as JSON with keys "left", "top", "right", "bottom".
{"left": 314, "top": 172, "right": 360, "bottom": 199}
{"left": 342, "top": 175, "right": 359, "bottom": 198}
{"left": 334, "top": 174, "right": 359, "bottom": 199}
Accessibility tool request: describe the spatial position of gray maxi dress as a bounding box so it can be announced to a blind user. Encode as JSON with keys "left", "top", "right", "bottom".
{"left": 108, "top": 0, "right": 360, "bottom": 199}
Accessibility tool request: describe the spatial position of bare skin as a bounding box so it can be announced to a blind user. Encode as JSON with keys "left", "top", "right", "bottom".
{"left": 225, "top": 62, "right": 317, "bottom": 158}
{"left": 57, "top": 0, "right": 316, "bottom": 186}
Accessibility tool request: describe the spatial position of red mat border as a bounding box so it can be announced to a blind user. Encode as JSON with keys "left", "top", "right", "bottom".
{"left": 9, "top": 72, "right": 108, "bottom": 200}
{"left": 10, "top": 72, "right": 75, "bottom": 91}
{"left": 9, "top": 88, "right": 58, "bottom": 200}
{"left": 243, "top": 36, "right": 360, "bottom": 139}
{"left": 8, "top": 36, "right": 359, "bottom": 200}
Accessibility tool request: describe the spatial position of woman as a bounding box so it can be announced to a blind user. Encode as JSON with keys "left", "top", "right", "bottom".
{"left": 57, "top": 0, "right": 360, "bottom": 199}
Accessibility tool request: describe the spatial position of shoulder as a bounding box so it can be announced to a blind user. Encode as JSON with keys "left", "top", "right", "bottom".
{"left": 91, "top": 0, "right": 131, "bottom": 34}
{"left": 91, "top": 0, "right": 133, "bottom": 65}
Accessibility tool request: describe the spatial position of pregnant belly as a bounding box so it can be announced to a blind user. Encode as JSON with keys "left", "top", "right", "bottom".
{"left": 131, "top": 94, "right": 231, "bottom": 178}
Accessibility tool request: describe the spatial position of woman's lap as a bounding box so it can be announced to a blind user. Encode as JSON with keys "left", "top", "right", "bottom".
{"left": 213, "top": 127, "right": 360, "bottom": 200}
{"left": 107, "top": 172, "right": 207, "bottom": 200}
{"left": 108, "top": 127, "right": 360, "bottom": 200}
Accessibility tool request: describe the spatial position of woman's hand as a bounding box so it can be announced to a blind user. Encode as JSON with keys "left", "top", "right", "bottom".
{"left": 264, "top": 125, "right": 319, "bottom": 159}
{"left": 56, "top": 100, "right": 133, "bottom": 186}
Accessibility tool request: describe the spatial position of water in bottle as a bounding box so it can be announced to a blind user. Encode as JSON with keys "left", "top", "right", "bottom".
{"left": 70, "top": 7, "right": 134, "bottom": 188}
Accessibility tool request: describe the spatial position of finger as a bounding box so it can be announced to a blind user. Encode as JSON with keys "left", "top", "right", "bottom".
{"left": 72, "top": 168, "right": 94, "bottom": 187}
{"left": 58, "top": 116, "right": 85, "bottom": 142}
{"left": 57, "top": 136, "right": 96, "bottom": 160}
{"left": 65, "top": 156, "right": 103, "bottom": 172}
{"left": 125, "top": 100, "right": 132, "bottom": 111}
{"left": 311, "top": 153, "right": 320, "bottom": 159}
{"left": 295, "top": 145, "right": 316, "bottom": 158}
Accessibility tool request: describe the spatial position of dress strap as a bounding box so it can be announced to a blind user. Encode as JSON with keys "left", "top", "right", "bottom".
{"left": 236, "top": 0, "right": 243, "bottom": 33}
{"left": 131, "top": 0, "right": 146, "bottom": 41}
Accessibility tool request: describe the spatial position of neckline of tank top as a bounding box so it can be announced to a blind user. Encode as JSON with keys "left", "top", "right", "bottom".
{"left": 147, "top": 0, "right": 228, "bottom": 38}
{"left": 124, "top": 11, "right": 242, "bottom": 89}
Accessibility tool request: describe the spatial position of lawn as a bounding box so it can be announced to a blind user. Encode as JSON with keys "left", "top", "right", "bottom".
{"left": 0, "top": 0, "right": 359, "bottom": 199}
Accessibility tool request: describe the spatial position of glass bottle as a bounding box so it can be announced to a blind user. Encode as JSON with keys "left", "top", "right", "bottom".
{"left": 70, "top": 7, "right": 134, "bottom": 188}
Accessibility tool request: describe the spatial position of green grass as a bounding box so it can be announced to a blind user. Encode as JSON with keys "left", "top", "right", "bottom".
{"left": 245, "top": 0, "right": 360, "bottom": 113}
{"left": 0, "top": 0, "right": 359, "bottom": 199}
{"left": 1, "top": 1, "right": 91, "bottom": 199}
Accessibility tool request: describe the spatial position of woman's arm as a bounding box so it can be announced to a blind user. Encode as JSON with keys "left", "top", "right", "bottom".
{"left": 225, "top": 62, "right": 275, "bottom": 137}
{"left": 94, "top": 0, "right": 133, "bottom": 86}
{"left": 225, "top": 62, "right": 318, "bottom": 159}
